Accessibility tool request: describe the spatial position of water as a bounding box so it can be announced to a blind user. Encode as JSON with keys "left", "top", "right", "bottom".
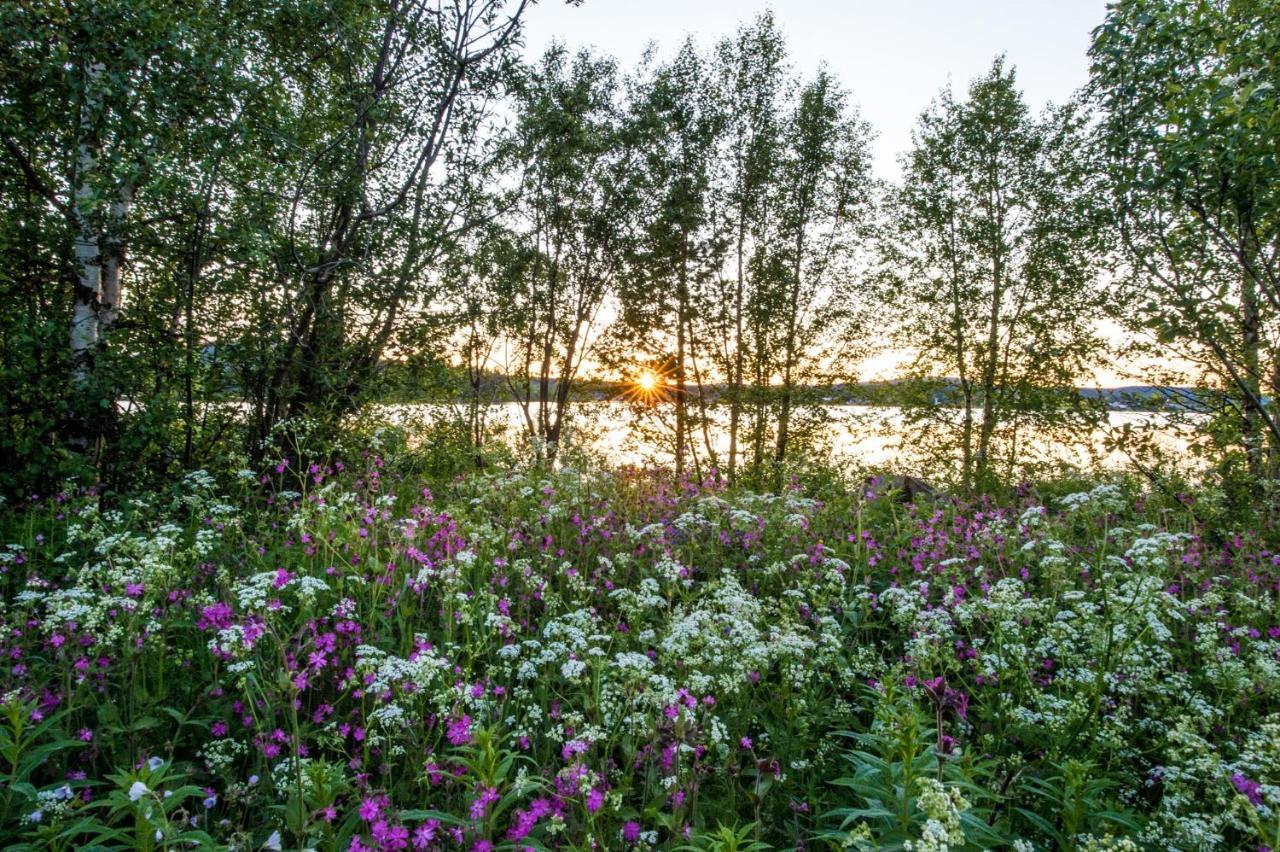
{"left": 376, "top": 402, "right": 1202, "bottom": 475}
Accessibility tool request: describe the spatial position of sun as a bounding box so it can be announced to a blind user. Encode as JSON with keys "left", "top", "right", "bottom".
{"left": 619, "top": 367, "right": 671, "bottom": 405}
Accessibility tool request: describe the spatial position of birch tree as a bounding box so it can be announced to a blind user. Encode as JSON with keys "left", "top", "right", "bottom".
{"left": 768, "top": 69, "right": 873, "bottom": 469}
{"left": 0, "top": 0, "right": 252, "bottom": 462}
{"left": 1091, "top": 0, "right": 1280, "bottom": 479}
{"left": 882, "top": 59, "right": 1108, "bottom": 489}
{"left": 619, "top": 39, "right": 726, "bottom": 478}
{"left": 498, "top": 46, "right": 643, "bottom": 465}
{"left": 711, "top": 13, "right": 788, "bottom": 483}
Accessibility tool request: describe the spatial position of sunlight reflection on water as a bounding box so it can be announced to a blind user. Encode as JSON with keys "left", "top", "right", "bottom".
{"left": 377, "top": 402, "right": 1202, "bottom": 475}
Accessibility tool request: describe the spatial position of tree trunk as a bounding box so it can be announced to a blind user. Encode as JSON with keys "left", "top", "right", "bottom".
{"left": 751, "top": 342, "right": 767, "bottom": 477}
{"left": 961, "top": 385, "right": 975, "bottom": 491}
{"left": 1270, "top": 358, "right": 1280, "bottom": 478}
{"left": 69, "top": 61, "right": 133, "bottom": 461}
{"left": 182, "top": 207, "right": 209, "bottom": 469}
{"left": 675, "top": 236, "right": 688, "bottom": 477}
{"left": 728, "top": 216, "right": 745, "bottom": 483}
{"left": 70, "top": 63, "right": 105, "bottom": 393}
{"left": 975, "top": 270, "right": 1001, "bottom": 484}
{"left": 774, "top": 233, "right": 803, "bottom": 467}
{"left": 774, "top": 355, "right": 793, "bottom": 466}
{"left": 975, "top": 178, "right": 1003, "bottom": 486}
{"left": 687, "top": 310, "right": 719, "bottom": 475}
{"left": 1240, "top": 219, "right": 1264, "bottom": 478}
{"left": 948, "top": 206, "right": 973, "bottom": 491}
{"left": 99, "top": 186, "right": 132, "bottom": 337}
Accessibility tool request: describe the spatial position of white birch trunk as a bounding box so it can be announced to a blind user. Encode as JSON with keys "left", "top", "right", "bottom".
{"left": 70, "top": 61, "right": 105, "bottom": 386}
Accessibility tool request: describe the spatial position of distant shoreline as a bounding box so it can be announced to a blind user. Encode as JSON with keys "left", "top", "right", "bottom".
{"left": 378, "top": 381, "right": 1214, "bottom": 413}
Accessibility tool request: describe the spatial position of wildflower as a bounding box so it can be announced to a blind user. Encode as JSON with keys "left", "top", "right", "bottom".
{"left": 359, "top": 795, "right": 385, "bottom": 822}
{"left": 470, "top": 786, "right": 499, "bottom": 820}
{"left": 561, "top": 738, "right": 589, "bottom": 761}
{"left": 622, "top": 821, "right": 642, "bottom": 843}
{"left": 198, "top": 602, "right": 234, "bottom": 631}
{"left": 128, "top": 781, "right": 149, "bottom": 802}
{"left": 1231, "top": 773, "right": 1264, "bottom": 807}
{"left": 507, "top": 799, "right": 553, "bottom": 841}
{"left": 412, "top": 820, "right": 440, "bottom": 849}
{"left": 372, "top": 820, "right": 409, "bottom": 850}
{"left": 446, "top": 714, "right": 473, "bottom": 746}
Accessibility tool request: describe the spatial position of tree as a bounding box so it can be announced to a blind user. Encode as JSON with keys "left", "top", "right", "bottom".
{"left": 0, "top": 0, "right": 537, "bottom": 487}
{"left": 881, "top": 59, "right": 1108, "bottom": 490}
{"left": 711, "top": 12, "right": 789, "bottom": 483}
{"left": 1090, "top": 0, "right": 1280, "bottom": 479}
{"left": 497, "top": 45, "right": 643, "bottom": 466}
{"left": 767, "top": 69, "right": 873, "bottom": 470}
{"left": 0, "top": 0, "right": 260, "bottom": 473}
{"left": 618, "top": 38, "right": 726, "bottom": 478}
{"left": 438, "top": 223, "right": 518, "bottom": 469}
{"left": 253, "top": 0, "right": 533, "bottom": 455}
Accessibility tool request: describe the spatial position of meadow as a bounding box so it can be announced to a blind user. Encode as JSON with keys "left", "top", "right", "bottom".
{"left": 1, "top": 442, "right": 1276, "bottom": 851}
{"left": 4, "top": 0, "right": 1280, "bottom": 847}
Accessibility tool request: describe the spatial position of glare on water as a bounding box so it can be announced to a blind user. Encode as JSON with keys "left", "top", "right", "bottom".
{"left": 376, "top": 402, "right": 1202, "bottom": 474}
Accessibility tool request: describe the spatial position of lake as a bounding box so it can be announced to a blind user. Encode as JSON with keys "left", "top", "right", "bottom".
{"left": 375, "top": 402, "right": 1202, "bottom": 476}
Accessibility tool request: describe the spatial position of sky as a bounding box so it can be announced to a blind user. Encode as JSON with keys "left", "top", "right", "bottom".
{"left": 518, "top": 0, "right": 1154, "bottom": 387}
{"left": 521, "top": 0, "right": 1110, "bottom": 181}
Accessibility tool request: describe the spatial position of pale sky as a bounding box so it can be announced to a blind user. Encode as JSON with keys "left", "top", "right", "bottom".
{"left": 518, "top": 0, "right": 1154, "bottom": 387}
{"left": 521, "top": 0, "right": 1109, "bottom": 181}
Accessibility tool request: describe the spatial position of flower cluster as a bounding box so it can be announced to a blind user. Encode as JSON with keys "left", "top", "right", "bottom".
{"left": 0, "top": 461, "right": 1277, "bottom": 849}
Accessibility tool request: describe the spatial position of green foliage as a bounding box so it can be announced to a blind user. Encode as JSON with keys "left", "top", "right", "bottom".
{"left": 1013, "top": 759, "right": 1140, "bottom": 849}
{"left": 0, "top": 698, "right": 84, "bottom": 831}
{"left": 1091, "top": 0, "right": 1280, "bottom": 479}
{"left": 1, "top": 452, "right": 1277, "bottom": 848}
{"left": 92, "top": 760, "right": 215, "bottom": 851}
{"left": 677, "top": 822, "right": 772, "bottom": 851}
{"left": 820, "top": 684, "right": 1002, "bottom": 850}
{"left": 2, "top": 1, "right": 1280, "bottom": 843}
{"left": 880, "top": 57, "right": 1110, "bottom": 492}
{"left": 0, "top": 0, "right": 534, "bottom": 494}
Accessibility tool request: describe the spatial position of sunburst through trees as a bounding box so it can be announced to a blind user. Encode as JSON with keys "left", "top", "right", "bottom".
{"left": 621, "top": 367, "right": 673, "bottom": 406}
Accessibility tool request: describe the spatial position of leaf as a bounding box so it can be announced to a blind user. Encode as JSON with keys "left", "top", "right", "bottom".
{"left": 397, "top": 809, "right": 465, "bottom": 825}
